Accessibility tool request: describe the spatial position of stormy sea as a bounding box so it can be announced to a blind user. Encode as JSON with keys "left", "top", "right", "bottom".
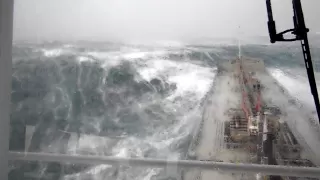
{"left": 9, "top": 37, "right": 320, "bottom": 180}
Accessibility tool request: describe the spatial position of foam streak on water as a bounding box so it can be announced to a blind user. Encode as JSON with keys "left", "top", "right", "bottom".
{"left": 268, "top": 68, "right": 316, "bottom": 110}
{"left": 72, "top": 53, "right": 217, "bottom": 180}
{"left": 11, "top": 42, "right": 217, "bottom": 180}
{"left": 11, "top": 41, "right": 320, "bottom": 179}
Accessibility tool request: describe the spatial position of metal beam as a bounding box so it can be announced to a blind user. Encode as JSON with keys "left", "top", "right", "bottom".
{"left": 0, "top": 0, "right": 14, "bottom": 180}
{"left": 9, "top": 152, "right": 320, "bottom": 178}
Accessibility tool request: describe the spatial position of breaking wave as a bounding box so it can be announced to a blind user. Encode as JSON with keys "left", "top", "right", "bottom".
{"left": 10, "top": 41, "right": 320, "bottom": 180}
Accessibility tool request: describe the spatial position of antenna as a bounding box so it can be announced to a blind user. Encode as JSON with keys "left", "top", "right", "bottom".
{"left": 238, "top": 25, "right": 242, "bottom": 59}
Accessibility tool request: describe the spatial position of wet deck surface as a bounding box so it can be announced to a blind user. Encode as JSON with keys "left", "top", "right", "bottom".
{"left": 257, "top": 72, "right": 320, "bottom": 166}
{"left": 183, "top": 68, "right": 320, "bottom": 180}
{"left": 183, "top": 74, "right": 242, "bottom": 180}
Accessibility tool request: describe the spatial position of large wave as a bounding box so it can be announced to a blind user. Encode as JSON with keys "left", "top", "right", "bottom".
{"left": 10, "top": 41, "right": 320, "bottom": 180}
{"left": 10, "top": 42, "right": 217, "bottom": 180}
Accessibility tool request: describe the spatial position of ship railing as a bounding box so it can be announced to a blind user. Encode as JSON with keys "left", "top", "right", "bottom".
{"left": 274, "top": 145, "right": 315, "bottom": 167}
{"left": 187, "top": 114, "right": 204, "bottom": 159}
{"left": 270, "top": 74, "right": 320, "bottom": 138}
{"left": 9, "top": 151, "right": 320, "bottom": 178}
{"left": 265, "top": 74, "right": 320, "bottom": 166}
{"left": 285, "top": 121, "right": 319, "bottom": 166}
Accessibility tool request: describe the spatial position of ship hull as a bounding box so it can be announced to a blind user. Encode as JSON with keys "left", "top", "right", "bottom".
{"left": 184, "top": 57, "right": 319, "bottom": 180}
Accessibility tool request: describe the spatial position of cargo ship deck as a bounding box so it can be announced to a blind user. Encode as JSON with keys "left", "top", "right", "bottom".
{"left": 183, "top": 57, "right": 320, "bottom": 180}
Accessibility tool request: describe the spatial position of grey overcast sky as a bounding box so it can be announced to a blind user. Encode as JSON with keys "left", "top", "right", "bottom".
{"left": 13, "top": 0, "right": 320, "bottom": 42}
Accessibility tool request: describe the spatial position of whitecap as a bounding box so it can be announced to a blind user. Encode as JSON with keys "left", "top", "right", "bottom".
{"left": 41, "top": 48, "right": 64, "bottom": 57}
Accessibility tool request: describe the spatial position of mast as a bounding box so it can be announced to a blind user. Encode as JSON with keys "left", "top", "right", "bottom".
{"left": 238, "top": 26, "right": 242, "bottom": 59}
{"left": 0, "top": 0, "right": 14, "bottom": 180}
